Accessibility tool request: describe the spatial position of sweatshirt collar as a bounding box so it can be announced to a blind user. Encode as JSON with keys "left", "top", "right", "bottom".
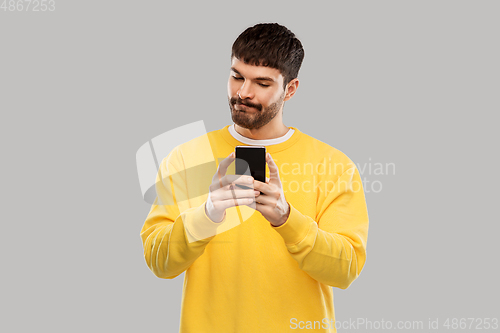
{"left": 220, "top": 124, "right": 302, "bottom": 154}
{"left": 228, "top": 124, "right": 295, "bottom": 146}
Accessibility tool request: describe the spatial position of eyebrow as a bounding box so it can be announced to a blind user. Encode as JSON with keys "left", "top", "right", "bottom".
{"left": 230, "top": 67, "right": 276, "bottom": 82}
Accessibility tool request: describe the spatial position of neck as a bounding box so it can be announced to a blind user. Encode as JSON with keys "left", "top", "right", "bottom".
{"left": 234, "top": 122, "right": 289, "bottom": 140}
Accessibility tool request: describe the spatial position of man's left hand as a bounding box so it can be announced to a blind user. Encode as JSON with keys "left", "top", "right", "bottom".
{"left": 253, "top": 153, "right": 290, "bottom": 227}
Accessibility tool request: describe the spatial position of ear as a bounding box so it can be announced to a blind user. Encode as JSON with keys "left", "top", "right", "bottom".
{"left": 284, "top": 78, "right": 299, "bottom": 102}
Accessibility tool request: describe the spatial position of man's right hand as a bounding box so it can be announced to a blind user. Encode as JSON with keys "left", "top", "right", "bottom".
{"left": 205, "top": 152, "right": 259, "bottom": 223}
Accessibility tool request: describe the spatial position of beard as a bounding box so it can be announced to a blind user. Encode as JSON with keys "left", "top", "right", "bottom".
{"left": 228, "top": 91, "right": 285, "bottom": 129}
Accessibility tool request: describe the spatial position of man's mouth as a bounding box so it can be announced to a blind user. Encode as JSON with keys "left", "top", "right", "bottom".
{"left": 235, "top": 103, "right": 255, "bottom": 110}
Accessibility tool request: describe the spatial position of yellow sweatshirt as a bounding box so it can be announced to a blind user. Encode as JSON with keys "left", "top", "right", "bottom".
{"left": 140, "top": 125, "right": 369, "bottom": 333}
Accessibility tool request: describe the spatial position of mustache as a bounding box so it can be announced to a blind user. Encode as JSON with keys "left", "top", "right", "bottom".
{"left": 230, "top": 97, "right": 262, "bottom": 111}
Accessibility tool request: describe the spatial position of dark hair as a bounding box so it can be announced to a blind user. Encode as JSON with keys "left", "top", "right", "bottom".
{"left": 231, "top": 23, "right": 305, "bottom": 89}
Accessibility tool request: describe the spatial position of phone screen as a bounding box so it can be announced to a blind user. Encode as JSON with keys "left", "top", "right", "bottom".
{"left": 235, "top": 146, "right": 266, "bottom": 184}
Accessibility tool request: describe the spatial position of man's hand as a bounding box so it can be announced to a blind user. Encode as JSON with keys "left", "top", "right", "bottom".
{"left": 205, "top": 152, "right": 259, "bottom": 223}
{"left": 253, "top": 153, "right": 290, "bottom": 227}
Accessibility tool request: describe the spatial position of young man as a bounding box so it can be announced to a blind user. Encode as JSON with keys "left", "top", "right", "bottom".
{"left": 141, "top": 23, "right": 369, "bottom": 332}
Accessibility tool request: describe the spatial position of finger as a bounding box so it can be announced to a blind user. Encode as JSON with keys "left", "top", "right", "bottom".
{"left": 254, "top": 202, "right": 270, "bottom": 215}
{"left": 217, "top": 197, "right": 255, "bottom": 210}
{"left": 226, "top": 174, "right": 254, "bottom": 184}
{"left": 215, "top": 188, "right": 258, "bottom": 201}
{"left": 216, "top": 152, "right": 235, "bottom": 182}
{"left": 254, "top": 194, "right": 275, "bottom": 206}
{"left": 266, "top": 153, "right": 281, "bottom": 183}
{"left": 253, "top": 179, "right": 270, "bottom": 194}
{"left": 219, "top": 174, "right": 254, "bottom": 188}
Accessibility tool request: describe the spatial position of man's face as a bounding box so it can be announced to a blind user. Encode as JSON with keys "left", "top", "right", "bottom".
{"left": 228, "top": 57, "right": 287, "bottom": 129}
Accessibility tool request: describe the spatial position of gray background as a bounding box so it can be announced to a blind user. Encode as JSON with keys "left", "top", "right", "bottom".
{"left": 2, "top": 0, "right": 499, "bottom": 332}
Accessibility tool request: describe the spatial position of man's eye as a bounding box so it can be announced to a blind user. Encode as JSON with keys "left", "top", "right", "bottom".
{"left": 259, "top": 83, "right": 270, "bottom": 87}
{"left": 232, "top": 76, "right": 243, "bottom": 80}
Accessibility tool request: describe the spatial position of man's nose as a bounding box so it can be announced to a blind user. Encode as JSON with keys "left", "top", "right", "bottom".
{"left": 237, "top": 80, "right": 254, "bottom": 99}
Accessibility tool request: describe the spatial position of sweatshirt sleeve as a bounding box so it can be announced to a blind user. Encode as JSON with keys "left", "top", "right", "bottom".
{"left": 272, "top": 166, "right": 369, "bottom": 289}
{"left": 140, "top": 147, "right": 223, "bottom": 279}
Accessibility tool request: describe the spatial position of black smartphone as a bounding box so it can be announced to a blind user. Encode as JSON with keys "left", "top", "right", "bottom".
{"left": 235, "top": 146, "right": 266, "bottom": 189}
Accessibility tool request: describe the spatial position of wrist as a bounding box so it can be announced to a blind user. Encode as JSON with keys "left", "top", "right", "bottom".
{"left": 271, "top": 202, "right": 290, "bottom": 227}
{"left": 205, "top": 199, "right": 225, "bottom": 223}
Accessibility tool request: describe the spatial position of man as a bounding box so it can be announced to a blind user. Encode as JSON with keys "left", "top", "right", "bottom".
{"left": 141, "top": 23, "right": 369, "bottom": 332}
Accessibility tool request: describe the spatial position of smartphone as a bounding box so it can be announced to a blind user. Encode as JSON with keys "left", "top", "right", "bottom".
{"left": 235, "top": 145, "right": 266, "bottom": 189}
